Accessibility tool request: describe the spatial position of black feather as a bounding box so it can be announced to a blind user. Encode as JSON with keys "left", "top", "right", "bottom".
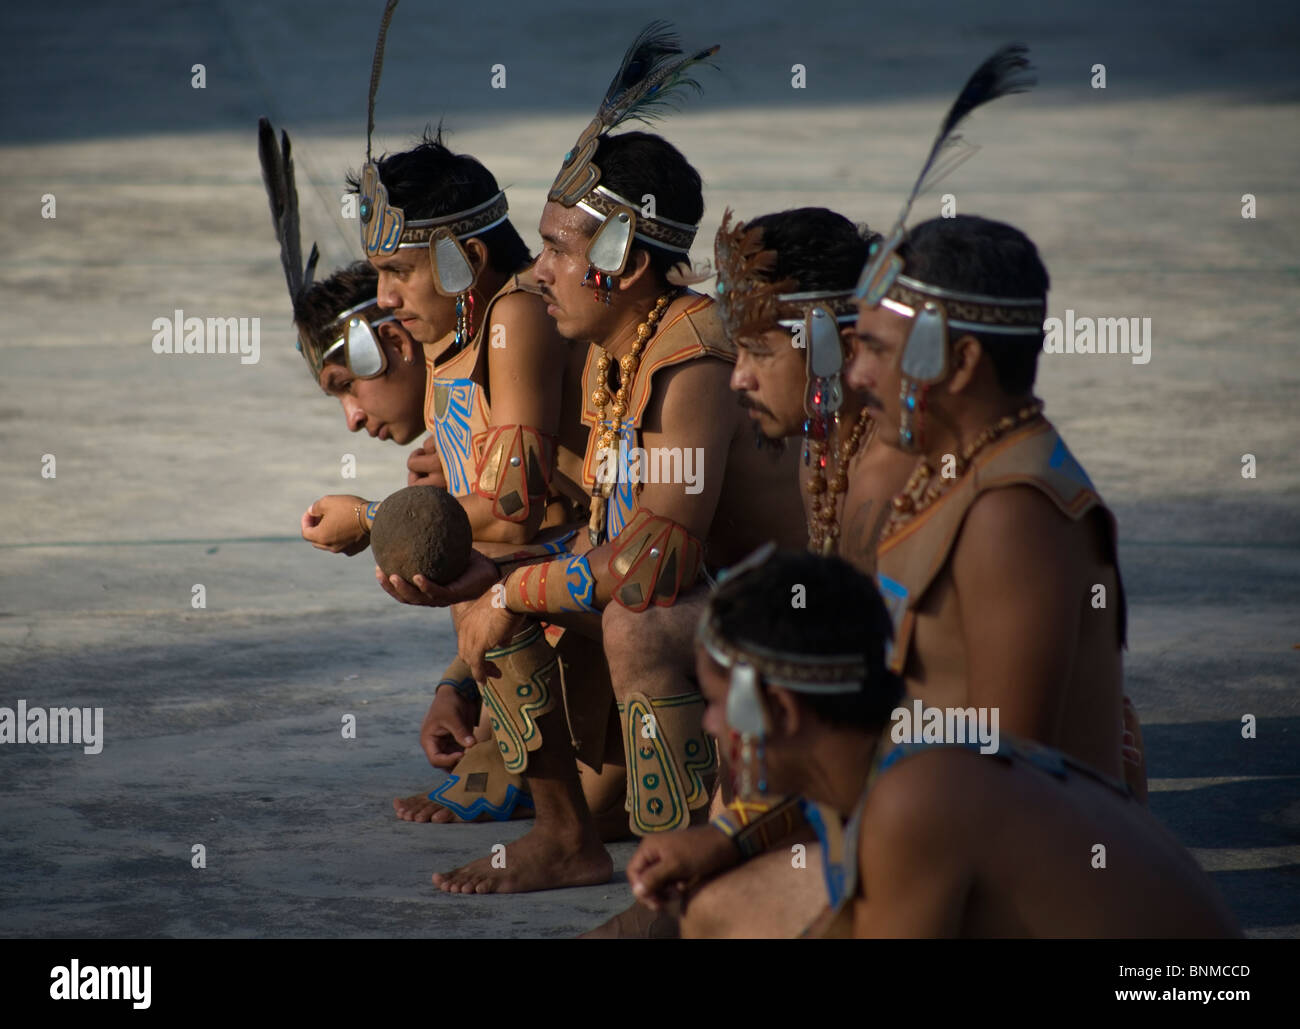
{"left": 903, "top": 43, "right": 1036, "bottom": 215}
{"left": 602, "top": 20, "right": 681, "bottom": 106}
{"left": 258, "top": 116, "right": 309, "bottom": 301}
{"left": 597, "top": 21, "right": 719, "bottom": 131}
{"left": 367, "top": 0, "right": 401, "bottom": 161}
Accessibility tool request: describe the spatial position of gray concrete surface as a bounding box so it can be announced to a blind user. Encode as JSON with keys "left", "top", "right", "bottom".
{"left": 0, "top": 0, "right": 1297, "bottom": 938}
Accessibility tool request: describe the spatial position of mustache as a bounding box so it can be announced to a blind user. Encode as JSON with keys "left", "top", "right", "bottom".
{"left": 736, "top": 393, "right": 775, "bottom": 418}
{"left": 855, "top": 388, "right": 885, "bottom": 410}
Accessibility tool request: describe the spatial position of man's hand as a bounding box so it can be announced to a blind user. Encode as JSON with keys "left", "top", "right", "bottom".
{"left": 420, "top": 685, "right": 480, "bottom": 769}
{"left": 407, "top": 434, "right": 448, "bottom": 488}
{"left": 456, "top": 594, "right": 526, "bottom": 682}
{"left": 626, "top": 825, "right": 741, "bottom": 911}
{"left": 301, "top": 494, "right": 371, "bottom": 555}
{"left": 375, "top": 548, "right": 502, "bottom": 607}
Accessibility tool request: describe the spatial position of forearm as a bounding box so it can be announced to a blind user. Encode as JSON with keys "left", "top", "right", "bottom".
{"left": 479, "top": 527, "right": 583, "bottom": 576}
{"left": 356, "top": 499, "right": 380, "bottom": 533}
{"left": 499, "top": 507, "right": 703, "bottom": 616}
{"left": 709, "top": 796, "right": 809, "bottom": 862}
{"left": 502, "top": 549, "right": 609, "bottom": 614}
{"left": 461, "top": 492, "right": 540, "bottom": 544}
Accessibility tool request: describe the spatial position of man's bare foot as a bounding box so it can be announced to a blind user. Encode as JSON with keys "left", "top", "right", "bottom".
{"left": 393, "top": 793, "right": 458, "bottom": 823}
{"left": 433, "top": 827, "right": 612, "bottom": 894}
{"left": 392, "top": 791, "right": 534, "bottom": 824}
{"left": 579, "top": 900, "right": 680, "bottom": 939}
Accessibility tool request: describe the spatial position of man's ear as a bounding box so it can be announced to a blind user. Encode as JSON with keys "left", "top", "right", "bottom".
{"left": 377, "top": 320, "right": 420, "bottom": 364}
{"left": 617, "top": 246, "right": 654, "bottom": 291}
{"left": 463, "top": 237, "right": 490, "bottom": 278}
{"left": 768, "top": 686, "right": 804, "bottom": 741}
{"left": 946, "top": 333, "right": 984, "bottom": 395}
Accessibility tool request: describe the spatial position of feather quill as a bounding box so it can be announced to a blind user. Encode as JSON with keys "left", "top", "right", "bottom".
{"left": 258, "top": 116, "right": 318, "bottom": 301}
{"left": 895, "top": 43, "right": 1035, "bottom": 224}
{"left": 366, "top": 0, "right": 401, "bottom": 162}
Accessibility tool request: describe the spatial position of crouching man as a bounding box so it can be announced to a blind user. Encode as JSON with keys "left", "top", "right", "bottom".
{"left": 627, "top": 549, "right": 1239, "bottom": 938}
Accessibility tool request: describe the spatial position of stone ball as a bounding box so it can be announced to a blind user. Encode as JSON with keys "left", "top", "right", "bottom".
{"left": 370, "top": 485, "right": 473, "bottom": 585}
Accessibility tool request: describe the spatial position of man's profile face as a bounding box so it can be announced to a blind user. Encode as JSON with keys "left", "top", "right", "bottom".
{"left": 846, "top": 303, "right": 910, "bottom": 449}
{"left": 369, "top": 249, "right": 458, "bottom": 345}
{"left": 534, "top": 201, "right": 612, "bottom": 343}
{"left": 314, "top": 324, "right": 427, "bottom": 445}
{"left": 694, "top": 643, "right": 798, "bottom": 798}
{"left": 731, "top": 326, "right": 807, "bottom": 440}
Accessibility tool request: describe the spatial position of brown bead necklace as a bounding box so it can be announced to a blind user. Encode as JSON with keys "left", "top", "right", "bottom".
{"left": 879, "top": 399, "right": 1045, "bottom": 543}
{"left": 806, "top": 405, "right": 875, "bottom": 556}
{"left": 587, "top": 290, "right": 679, "bottom": 546}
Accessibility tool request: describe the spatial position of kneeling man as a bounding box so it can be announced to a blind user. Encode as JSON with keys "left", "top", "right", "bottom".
{"left": 628, "top": 549, "right": 1239, "bottom": 938}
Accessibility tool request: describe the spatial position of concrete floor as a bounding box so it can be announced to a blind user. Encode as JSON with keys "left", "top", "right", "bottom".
{"left": 0, "top": 0, "right": 1296, "bottom": 937}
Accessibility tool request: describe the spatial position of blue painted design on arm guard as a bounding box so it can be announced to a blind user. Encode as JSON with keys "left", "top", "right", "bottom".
{"left": 562, "top": 553, "right": 598, "bottom": 613}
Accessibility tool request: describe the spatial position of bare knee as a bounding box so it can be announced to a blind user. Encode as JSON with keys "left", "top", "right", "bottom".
{"left": 603, "top": 591, "right": 706, "bottom": 663}
{"left": 681, "top": 843, "right": 825, "bottom": 939}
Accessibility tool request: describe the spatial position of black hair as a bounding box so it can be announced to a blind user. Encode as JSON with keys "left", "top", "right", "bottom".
{"left": 746, "top": 207, "right": 880, "bottom": 292}
{"left": 346, "top": 127, "right": 531, "bottom": 274}
{"left": 897, "top": 215, "right": 1048, "bottom": 396}
{"left": 292, "top": 261, "right": 377, "bottom": 365}
{"left": 709, "top": 550, "right": 904, "bottom": 731}
{"left": 590, "top": 130, "right": 704, "bottom": 281}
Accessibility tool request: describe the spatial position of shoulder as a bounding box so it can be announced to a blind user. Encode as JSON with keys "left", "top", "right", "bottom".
{"left": 646, "top": 353, "right": 735, "bottom": 407}
{"left": 654, "top": 294, "right": 731, "bottom": 357}
{"left": 638, "top": 356, "right": 736, "bottom": 441}
{"left": 955, "top": 483, "right": 1078, "bottom": 567}
{"left": 861, "top": 748, "right": 985, "bottom": 858}
{"left": 485, "top": 288, "right": 565, "bottom": 356}
{"left": 488, "top": 285, "right": 549, "bottom": 325}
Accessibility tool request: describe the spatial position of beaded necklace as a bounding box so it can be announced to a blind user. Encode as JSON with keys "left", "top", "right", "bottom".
{"left": 806, "top": 406, "right": 875, "bottom": 556}
{"left": 879, "top": 400, "right": 1045, "bottom": 543}
{"left": 587, "top": 290, "right": 679, "bottom": 545}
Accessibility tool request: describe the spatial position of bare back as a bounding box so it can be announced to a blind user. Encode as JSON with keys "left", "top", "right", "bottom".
{"left": 854, "top": 746, "right": 1238, "bottom": 938}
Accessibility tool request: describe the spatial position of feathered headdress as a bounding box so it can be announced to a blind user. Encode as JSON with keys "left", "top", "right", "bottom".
{"left": 259, "top": 116, "right": 320, "bottom": 306}
{"left": 549, "top": 21, "right": 719, "bottom": 276}
{"left": 713, "top": 210, "right": 793, "bottom": 343}
{"left": 355, "top": 0, "right": 509, "bottom": 304}
{"left": 851, "top": 44, "right": 1042, "bottom": 454}
{"left": 856, "top": 43, "right": 1036, "bottom": 306}
{"left": 259, "top": 115, "right": 390, "bottom": 381}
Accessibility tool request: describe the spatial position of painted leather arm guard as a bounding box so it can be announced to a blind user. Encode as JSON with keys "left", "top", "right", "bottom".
{"left": 473, "top": 424, "right": 557, "bottom": 523}
{"left": 710, "top": 796, "right": 808, "bottom": 860}
{"left": 504, "top": 552, "right": 599, "bottom": 614}
{"left": 500, "top": 509, "right": 702, "bottom": 615}
{"left": 607, "top": 508, "right": 703, "bottom": 611}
